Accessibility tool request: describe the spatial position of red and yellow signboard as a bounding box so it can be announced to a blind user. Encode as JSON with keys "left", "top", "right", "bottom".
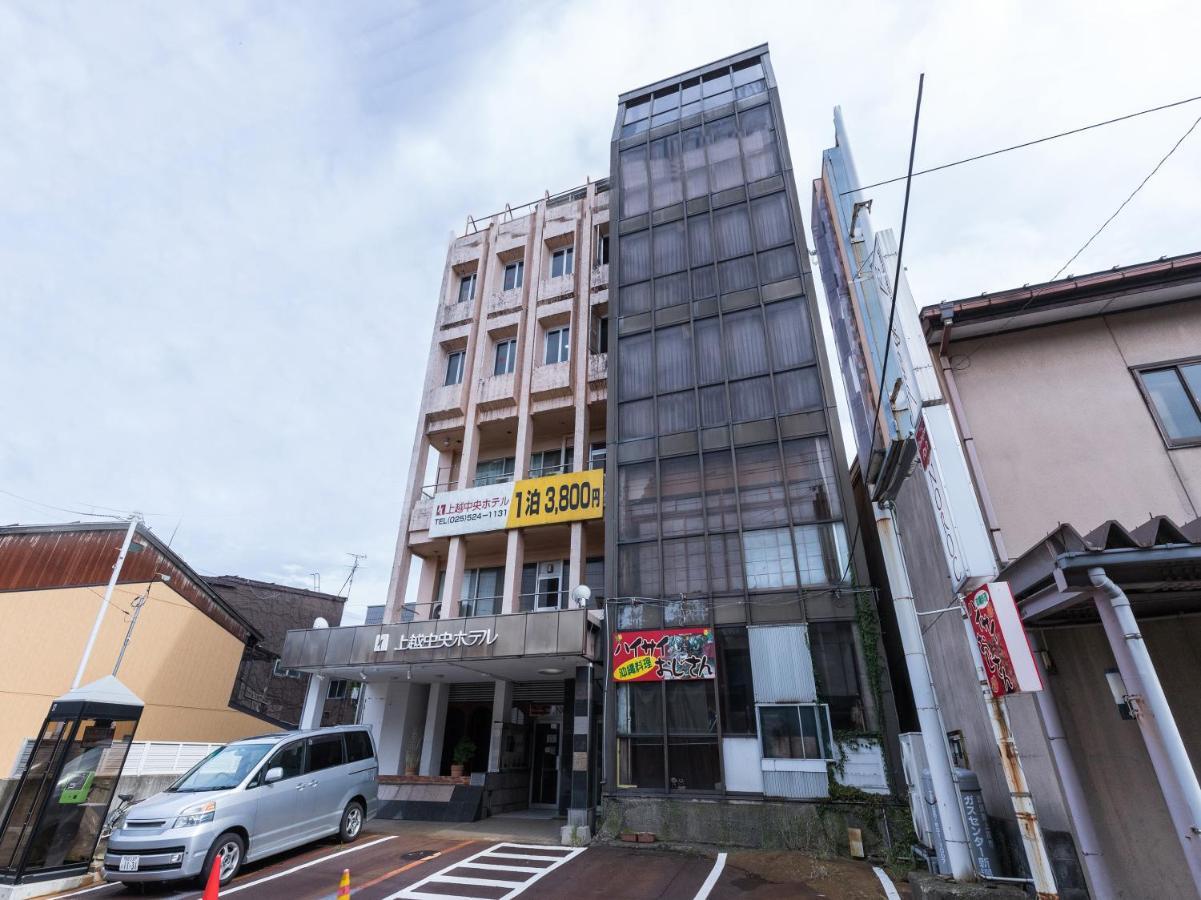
{"left": 611, "top": 627, "right": 716, "bottom": 682}
{"left": 963, "top": 582, "right": 1043, "bottom": 698}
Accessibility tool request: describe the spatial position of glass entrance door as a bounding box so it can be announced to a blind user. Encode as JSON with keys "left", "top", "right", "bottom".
{"left": 529, "top": 722, "right": 560, "bottom": 806}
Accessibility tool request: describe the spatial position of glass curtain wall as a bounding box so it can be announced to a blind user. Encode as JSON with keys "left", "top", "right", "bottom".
{"left": 608, "top": 51, "right": 858, "bottom": 796}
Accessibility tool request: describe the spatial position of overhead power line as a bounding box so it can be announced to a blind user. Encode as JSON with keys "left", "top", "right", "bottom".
{"left": 1052, "top": 110, "right": 1201, "bottom": 280}
{"left": 840, "top": 93, "right": 1201, "bottom": 196}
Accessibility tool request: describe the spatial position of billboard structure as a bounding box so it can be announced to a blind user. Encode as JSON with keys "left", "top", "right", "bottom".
{"left": 812, "top": 108, "right": 1056, "bottom": 893}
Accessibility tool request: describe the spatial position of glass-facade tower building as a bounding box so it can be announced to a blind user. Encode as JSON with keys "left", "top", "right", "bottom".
{"left": 603, "top": 46, "right": 888, "bottom": 813}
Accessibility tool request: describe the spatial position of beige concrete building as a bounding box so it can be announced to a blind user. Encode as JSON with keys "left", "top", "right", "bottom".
{"left": 284, "top": 180, "right": 612, "bottom": 827}
{"left": 0, "top": 523, "right": 271, "bottom": 777}
{"left": 916, "top": 253, "right": 1201, "bottom": 899}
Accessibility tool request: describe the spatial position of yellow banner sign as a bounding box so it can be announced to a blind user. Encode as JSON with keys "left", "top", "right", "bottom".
{"left": 505, "top": 469, "right": 604, "bottom": 529}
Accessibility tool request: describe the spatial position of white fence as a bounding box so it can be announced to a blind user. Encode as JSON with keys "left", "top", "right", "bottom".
{"left": 10, "top": 740, "right": 224, "bottom": 779}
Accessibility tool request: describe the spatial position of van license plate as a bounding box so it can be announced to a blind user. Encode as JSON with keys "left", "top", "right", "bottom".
{"left": 119, "top": 856, "right": 139, "bottom": 872}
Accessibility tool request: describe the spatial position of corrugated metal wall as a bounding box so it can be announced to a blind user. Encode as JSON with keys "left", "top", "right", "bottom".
{"left": 748, "top": 624, "right": 815, "bottom": 703}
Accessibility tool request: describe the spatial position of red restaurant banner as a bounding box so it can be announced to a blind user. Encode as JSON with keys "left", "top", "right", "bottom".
{"left": 611, "top": 627, "right": 716, "bottom": 682}
{"left": 963, "top": 582, "right": 1043, "bottom": 697}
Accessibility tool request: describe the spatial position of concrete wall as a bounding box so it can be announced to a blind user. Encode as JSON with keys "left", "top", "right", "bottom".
{"left": 947, "top": 299, "right": 1201, "bottom": 552}
{"left": 599, "top": 795, "right": 910, "bottom": 863}
{"left": 0, "top": 581, "right": 270, "bottom": 775}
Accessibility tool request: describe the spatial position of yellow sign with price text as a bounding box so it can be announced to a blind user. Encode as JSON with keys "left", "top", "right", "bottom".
{"left": 505, "top": 469, "right": 604, "bottom": 529}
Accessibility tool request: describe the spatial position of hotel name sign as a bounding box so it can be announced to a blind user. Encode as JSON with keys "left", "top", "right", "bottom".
{"left": 428, "top": 469, "right": 603, "bottom": 538}
{"left": 373, "top": 628, "right": 498, "bottom": 653}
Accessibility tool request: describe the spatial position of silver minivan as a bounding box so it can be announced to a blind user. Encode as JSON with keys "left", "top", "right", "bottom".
{"left": 104, "top": 725, "right": 378, "bottom": 886}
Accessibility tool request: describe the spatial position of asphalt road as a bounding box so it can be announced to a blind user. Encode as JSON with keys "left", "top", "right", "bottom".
{"left": 50, "top": 829, "right": 878, "bottom": 900}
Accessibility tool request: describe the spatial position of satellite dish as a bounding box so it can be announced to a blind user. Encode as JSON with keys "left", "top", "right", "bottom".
{"left": 571, "top": 584, "right": 592, "bottom": 608}
{"left": 313, "top": 617, "right": 329, "bottom": 629}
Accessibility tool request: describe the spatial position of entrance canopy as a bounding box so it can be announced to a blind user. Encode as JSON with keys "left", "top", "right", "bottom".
{"left": 1000, "top": 515, "right": 1201, "bottom": 623}
{"left": 281, "top": 608, "right": 601, "bottom": 683}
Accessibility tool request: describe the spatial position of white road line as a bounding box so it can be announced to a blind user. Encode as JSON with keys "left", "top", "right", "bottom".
{"left": 216, "top": 836, "right": 395, "bottom": 896}
{"left": 52, "top": 883, "right": 123, "bottom": 899}
{"left": 461, "top": 862, "right": 544, "bottom": 873}
{"left": 385, "top": 841, "right": 586, "bottom": 900}
{"left": 872, "top": 865, "right": 902, "bottom": 900}
{"left": 694, "top": 852, "right": 727, "bottom": 900}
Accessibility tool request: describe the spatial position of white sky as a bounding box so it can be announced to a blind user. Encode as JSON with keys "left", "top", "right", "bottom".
{"left": 3, "top": 0, "right": 1199, "bottom": 623}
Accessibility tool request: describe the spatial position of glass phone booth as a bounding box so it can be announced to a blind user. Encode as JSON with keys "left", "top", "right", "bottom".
{"left": 0, "top": 677, "right": 143, "bottom": 888}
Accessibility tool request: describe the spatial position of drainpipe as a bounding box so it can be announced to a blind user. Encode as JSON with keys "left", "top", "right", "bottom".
{"left": 1090, "top": 567, "right": 1201, "bottom": 891}
{"left": 876, "top": 504, "right": 976, "bottom": 880}
{"left": 1030, "top": 636, "right": 1114, "bottom": 900}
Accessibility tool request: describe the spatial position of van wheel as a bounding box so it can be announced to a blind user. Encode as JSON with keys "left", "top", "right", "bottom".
{"left": 201, "top": 832, "right": 245, "bottom": 886}
{"left": 339, "top": 801, "right": 365, "bottom": 843}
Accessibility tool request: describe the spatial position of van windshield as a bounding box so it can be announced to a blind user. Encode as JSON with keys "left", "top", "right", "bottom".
{"left": 167, "top": 743, "right": 274, "bottom": 792}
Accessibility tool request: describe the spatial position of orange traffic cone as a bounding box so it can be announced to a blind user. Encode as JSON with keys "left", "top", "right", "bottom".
{"left": 337, "top": 868, "right": 350, "bottom": 900}
{"left": 202, "top": 853, "right": 223, "bottom": 900}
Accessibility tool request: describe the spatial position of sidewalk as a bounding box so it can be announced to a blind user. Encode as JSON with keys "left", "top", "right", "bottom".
{"left": 366, "top": 811, "right": 564, "bottom": 845}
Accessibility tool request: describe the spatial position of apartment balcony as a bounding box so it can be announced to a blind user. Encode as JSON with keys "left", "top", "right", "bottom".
{"left": 449, "top": 235, "right": 485, "bottom": 269}
{"left": 425, "top": 381, "right": 467, "bottom": 420}
{"left": 530, "top": 360, "right": 572, "bottom": 401}
{"left": 438, "top": 301, "right": 474, "bottom": 331}
{"left": 590, "top": 264, "right": 609, "bottom": 293}
{"left": 485, "top": 288, "right": 524, "bottom": 319}
{"left": 409, "top": 496, "right": 433, "bottom": 532}
{"left": 477, "top": 371, "right": 518, "bottom": 412}
{"left": 540, "top": 273, "right": 574, "bottom": 304}
{"left": 588, "top": 352, "right": 608, "bottom": 386}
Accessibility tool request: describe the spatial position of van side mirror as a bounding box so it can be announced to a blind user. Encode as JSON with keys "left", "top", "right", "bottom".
{"left": 264, "top": 767, "right": 284, "bottom": 784}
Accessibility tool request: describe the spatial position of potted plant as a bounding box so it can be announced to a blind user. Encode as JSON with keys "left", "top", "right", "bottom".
{"left": 404, "top": 728, "right": 423, "bottom": 777}
{"left": 450, "top": 738, "right": 476, "bottom": 777}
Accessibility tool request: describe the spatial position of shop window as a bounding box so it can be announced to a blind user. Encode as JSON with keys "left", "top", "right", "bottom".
{"left": 616, "top": 682, "right": 664, "bottom": 789}
{"left": 758, "top": 704, "right": 833, "bottom": 760}
{"left": 666, "top": 681, "right": 719, "bottom": 791}
{"left": 718, "top": 627, "right": 756, "bottom": 734}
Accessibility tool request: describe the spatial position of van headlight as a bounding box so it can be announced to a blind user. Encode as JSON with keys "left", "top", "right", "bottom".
{"left": 173, "top": 800, "right": 216, "bottom": 828}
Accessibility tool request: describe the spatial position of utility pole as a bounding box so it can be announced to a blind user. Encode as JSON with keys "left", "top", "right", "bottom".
{"left": 112, "top": 591, "right": 148, "bottom": 677}
{"left": 341, "top": 553, "right": 366, "bottom": 601}
{"left": 73, "top": 514, "right": 140, "bottom": 688}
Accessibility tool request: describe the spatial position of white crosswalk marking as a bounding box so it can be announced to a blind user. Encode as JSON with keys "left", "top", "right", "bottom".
{"left": 384, "top": 841, "right": 586, "bottom": 900}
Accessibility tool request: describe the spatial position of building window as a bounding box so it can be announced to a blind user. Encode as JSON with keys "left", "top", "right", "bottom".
{"left": 758, "top": 704, "right": 833, "bottom": 760}
{"left": 474, "top": 456, "right": 515, "bottom": 487}
{"left": 445, "top": 350, "right": 465, "bottom": 385}
{"left": 1135, "top": 359, "right": 1201, "bottom": 447}
{"left": 327, "top": 679, "right": 349, "bottom": 700}
{"left": 544, "top": 326, "right": 571, "bottom": 364}
{"left": 588, "top": 441, "right": 607, "bottom": 470}
{"left": 590, "top": 314, "right": 608, "bottom": 354}
{"left": 717, "top": 627, "right": 756, "bottom": 734}
{"left": 809, "top": 622, "right": 865, "bottom": 730}
{"left": 494, "top": 338, "right": 517, "bottom": 375}
{"left": 550, "top": 246, "right": 574, "bottom": 278}
{"left": 457, "top": 272, "right": 476, "bottom": 304}
{"left": 595, "top": 230, "right": 610, "bottom": 267}
{"left": 503, "top": 260, "right": 524, "bottom": 291}
{"left": 530, "top": 446, "right": 573, "bottom": 478}
{"left": 461, "top": 567, "right": 502, "bottom": 617}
